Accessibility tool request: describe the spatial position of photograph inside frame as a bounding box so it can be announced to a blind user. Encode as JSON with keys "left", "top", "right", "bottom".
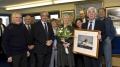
{"left": 78, "top": 35, "right": 93, "bottom": 50}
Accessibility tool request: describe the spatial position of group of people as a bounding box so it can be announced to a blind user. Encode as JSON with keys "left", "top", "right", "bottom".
{"left": 0, "top": 6, "right": 116, "bottom": 67}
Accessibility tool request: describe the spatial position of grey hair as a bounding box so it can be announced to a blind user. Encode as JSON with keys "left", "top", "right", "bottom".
{"left": 40, "top": 11, "right": 49, "bottom": 16}
{"left": 11, "top": 12, "right": 22, "bottom": 23}
{"left": 87, "top": 7, "right": 97, "bottom": 14}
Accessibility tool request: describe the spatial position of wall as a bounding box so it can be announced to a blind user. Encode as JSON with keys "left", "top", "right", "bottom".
{"left": 103, "top": 0, "right": 120, "bottom": 7}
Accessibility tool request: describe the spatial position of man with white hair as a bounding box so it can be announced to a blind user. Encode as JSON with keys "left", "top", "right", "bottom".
{"left": 2, "top": 12, "right": 30, "bottom": 67}
{"left": 82, "top": 7, "right": 106, "bottom": 67}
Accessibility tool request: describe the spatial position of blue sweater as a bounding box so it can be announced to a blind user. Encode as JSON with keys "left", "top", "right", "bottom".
{"left": 2, "top": 23, "right": 27, "bottom": 58}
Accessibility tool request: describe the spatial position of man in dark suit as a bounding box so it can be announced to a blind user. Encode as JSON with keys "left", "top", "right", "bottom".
{"left": 33, "top": 11, "right": 54, "bottom": 67}
{"left": 0, "top": 18, "right": 6, "bottom": 60}
{"left": 79, "top": 8, "right": 88, "bottom": 23}
{"left": 23, "top": 15, "right": 35, "bottom": 67}
{"left": 82, "top": 7, "right": 106, "bottom": 67}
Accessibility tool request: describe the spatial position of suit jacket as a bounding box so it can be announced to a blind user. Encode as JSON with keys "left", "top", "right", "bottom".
{"left": 33, "top": 21, "right": 54, "bottom": 54}
{"left": 23, "top": 24, "right": 34, "bottom": 45}
{"left": 82, "top": 19, "right": 106, "bottom": 41}
{"left": 0, "top": 24, "right": 6, "bottom": 36}
{"left": 0, "top": 24, "right": 6, "bottom": 50}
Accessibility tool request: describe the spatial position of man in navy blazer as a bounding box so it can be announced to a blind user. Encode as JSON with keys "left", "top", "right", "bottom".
{"left": 98, "top": 8, "right": 116, "bottom": 67}
{"left": 82, "top": 7, "right": 106, "bottom": 67}
{"left": 33, "top": 11, "right": 54, "bottom": 67}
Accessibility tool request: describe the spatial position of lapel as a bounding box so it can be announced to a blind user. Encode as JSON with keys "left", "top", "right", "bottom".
{"left": 23, "top": 24, "right": 28, "bottom": 30}
{"left": 94, "top": 20, "right": 98, "bottom": 30}
{"left": 24, "top": 24, "right": 29, "bottom": 32}
{"left": 83, "top": 22, "right": 89, "bottom": 29}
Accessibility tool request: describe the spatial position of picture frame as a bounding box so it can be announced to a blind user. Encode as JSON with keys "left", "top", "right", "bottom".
{"left": 73, "top": 29, "right": 99, "bottom": 58}
{"left": 106, "top": 6, "right": 120, "bottom": 20}
{"left": 61, "top": 10, "right": 74, "bottom": 18}
{"left": 106, "top": 6, "right": 120, "bottom": 36}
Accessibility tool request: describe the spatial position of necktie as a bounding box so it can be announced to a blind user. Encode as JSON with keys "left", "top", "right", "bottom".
{"left": 89, "top": 22, "right": 92, "bottom": 30}
{"left": 28, "top": 25, "right": 31, "bottom": 33}
{"left": 0, "top": 25, "right": 2, "bottom": 36}
{"left": 44, "top": 23, "right": 48, "bottom": 39}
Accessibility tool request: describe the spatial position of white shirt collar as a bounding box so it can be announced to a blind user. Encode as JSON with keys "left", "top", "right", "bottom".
{"left": 41, "top": 20, "right": 47, "bottom": 24}
{"left": 87, "top": 19, "right": 96, "bottom": 30}
{"left": 25, "top": 24, "right": 31, "bottom": 29}
{"left": 83, "top": 18, "right": 86, "bottom": 23}
{"left": 88, "top": 19, "right": 95, "bottom": 23}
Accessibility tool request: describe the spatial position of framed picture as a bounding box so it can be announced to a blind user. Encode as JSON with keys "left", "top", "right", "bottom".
{"left": 106, "top": 6, "right": 120, "bottom": 20}
{"left": 106, "top": 6, "right": 120, "bottom": 36}
{"left": 61, "top": 10, "right": 74, "bottom": 18}
{"left": 73, "top": 29, "right": 99, "bottom": 58}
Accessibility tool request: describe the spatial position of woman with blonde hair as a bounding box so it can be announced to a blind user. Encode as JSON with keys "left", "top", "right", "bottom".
{"left": 57, "top": 14, "right": 75, "bottom": 67}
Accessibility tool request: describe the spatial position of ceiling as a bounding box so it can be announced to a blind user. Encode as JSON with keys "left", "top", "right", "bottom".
{"left": 0, "top": 0, "right": 103, "bottom": 9}
{"left": 0, "top": 0, "right": 46, "bottom": 8}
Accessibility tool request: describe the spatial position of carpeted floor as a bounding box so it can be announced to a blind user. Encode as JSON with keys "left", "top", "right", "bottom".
{"left": 0, "top": 53, "right": 10, "bottom": 67}
{"left": 0, "top": 60, "right": 10, "bottom": 67}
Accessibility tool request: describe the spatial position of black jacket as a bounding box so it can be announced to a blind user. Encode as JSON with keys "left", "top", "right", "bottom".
{"left": 33, "top": 21, "right": 54, "bottom": 54}
{"left": 23, "top": 24, "right": 34, "bottom": 45}
{"left": 2, "top": 23, "right": 27, "bottom": 58}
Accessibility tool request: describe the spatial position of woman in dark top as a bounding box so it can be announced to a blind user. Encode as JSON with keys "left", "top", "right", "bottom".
{"left": 75, "top": 18, "right": 83, "bottom": 29}
{"left": 57, "top": 14, "right": 75, "bottom": 67}
{"left": 74, "top": 18, "right": 84, "bottom": 67}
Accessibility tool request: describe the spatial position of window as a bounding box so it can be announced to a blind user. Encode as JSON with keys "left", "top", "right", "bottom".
{"left": 34, "top": 15, "right": 41, "bottom": 22}
{"left": 50, "top": 14, "right": 58, "bottom": 19}
{"left": 0, "top": 16, "right": 9, "bottom": 26}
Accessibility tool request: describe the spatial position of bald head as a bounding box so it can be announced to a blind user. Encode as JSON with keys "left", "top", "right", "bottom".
{"left": 79, "top": 10, "right": 86, "bottom": 19}
{"left": 24, "top": 15, "right": 31, "bottom": 25}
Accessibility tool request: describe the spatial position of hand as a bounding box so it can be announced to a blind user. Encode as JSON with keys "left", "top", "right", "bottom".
{"left": 28, "top": 45, "right": 34, "bottom": 50}
{"left": 7, "top": 57, "right": 12, "bottom": 62}
{"left": 64, "top": 43, "right": 70, "bottom": 48}
{"left": 73, "top": 51, "right": 77, "bottom": 54}
{"left": 97, "top": 34, "right": 101, "bottom": 40}
{"left": 53, "top": 46, "right": 57, "bottom": 49}
{"left": 27, "top": 51, "right": 30, "bottom": 57}
{"left": 61, "top": 39, "right": 65, "bottom": 43}
{"left": 97, "top": 31, "right": 101, "bottom": 40}
{"left": 46, "top": 40, "right": 53, "bottom": 46}
{"left": 0, "top": 50, "right": 2, "bottom": 54}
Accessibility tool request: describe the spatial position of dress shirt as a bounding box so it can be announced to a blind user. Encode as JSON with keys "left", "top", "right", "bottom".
{"left": 25, "top": 24, "right": 31, "bottom": 30}
{"left": 87, "top": 19, "right": 95, "bottom": 30}
{"left": 83, "top": 18, "right": 86, "bottom": 23}
{"left": 41, "top": 20, "right": 48, "bottom": 32}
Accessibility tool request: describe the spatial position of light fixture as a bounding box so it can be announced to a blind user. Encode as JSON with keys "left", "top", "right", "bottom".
{"left": 54, "top": 0, "right": 84, "bottom": 4}
{"left": 5, "top": 0, "right": 85, "bottom": 10}
{"left": 5, "top": 1, "right": 52, "bottom": 10}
